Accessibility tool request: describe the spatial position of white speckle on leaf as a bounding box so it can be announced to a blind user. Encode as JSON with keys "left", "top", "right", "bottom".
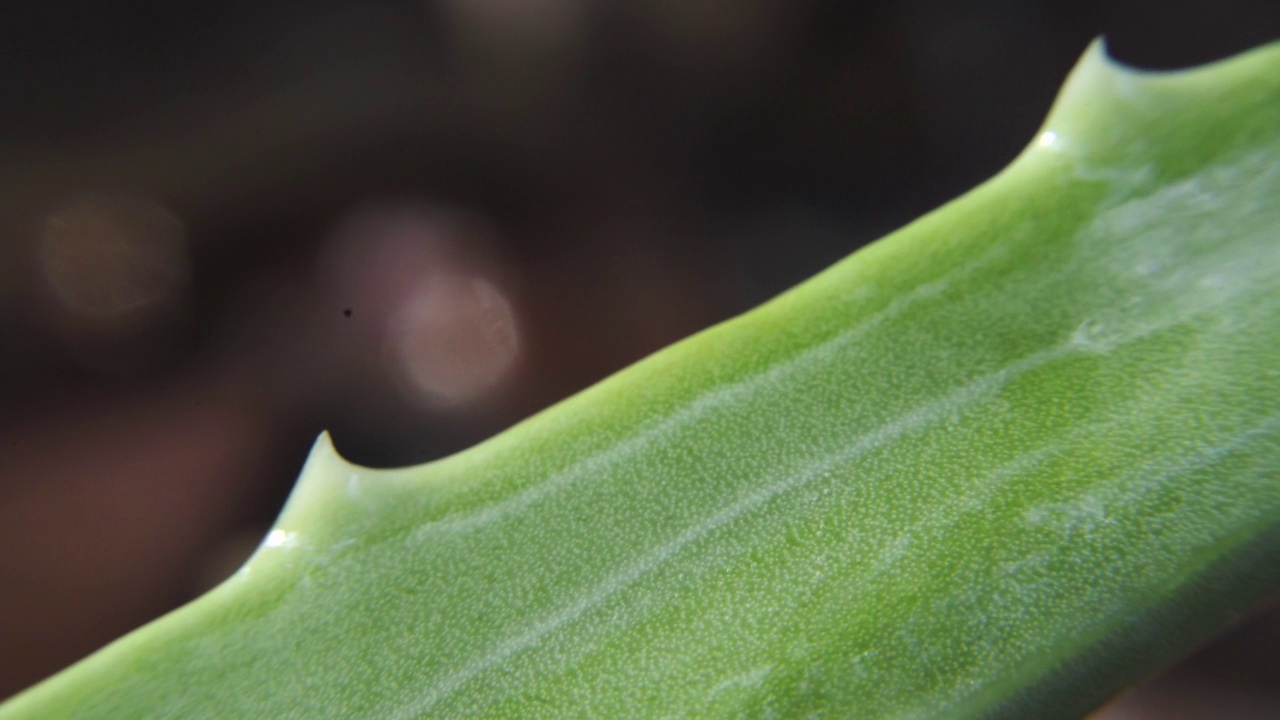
{"left": 264, "top": 529, "right": 300, "bottom": 549}
{"left": 1036, "top": 130, "right": 1064, "bottom": 150}
{"left": 707, "top": 664, "right": 774, "bottom": 698}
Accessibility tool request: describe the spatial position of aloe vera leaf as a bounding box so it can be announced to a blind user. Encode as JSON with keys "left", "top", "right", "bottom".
{"left": 4, "top": 39, "right": 1280, "bottom": 720}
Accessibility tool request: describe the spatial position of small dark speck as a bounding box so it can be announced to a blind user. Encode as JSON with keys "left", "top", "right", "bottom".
{"left": 343, "top": 308, "right": 353, "bottom": 318}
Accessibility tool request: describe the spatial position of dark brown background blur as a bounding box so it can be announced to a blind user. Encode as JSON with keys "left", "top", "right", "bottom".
{"left": 1, "top": 1, "right": 1278, "bottom": 716}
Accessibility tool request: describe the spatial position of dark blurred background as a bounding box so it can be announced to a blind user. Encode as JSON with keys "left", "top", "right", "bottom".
{"left": 1, "top": 0, "right": 1278, "bottom": 715}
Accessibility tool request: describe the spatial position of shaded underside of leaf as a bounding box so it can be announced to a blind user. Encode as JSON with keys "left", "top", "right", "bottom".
{"left": 3, "top": 39, "right": 1280, "bottom": 720}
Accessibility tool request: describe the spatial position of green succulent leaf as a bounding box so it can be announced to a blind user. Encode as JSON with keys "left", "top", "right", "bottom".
{"left": 4, "top": 39, "right": 1280, "bottom": 720}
